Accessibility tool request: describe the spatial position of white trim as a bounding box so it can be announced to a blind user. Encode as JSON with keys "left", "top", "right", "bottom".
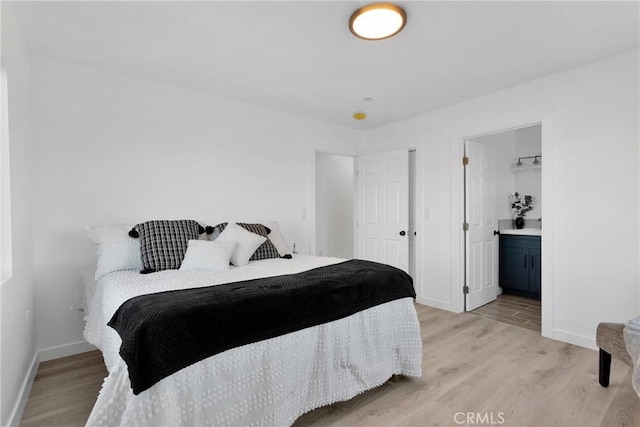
{"left": 450, "top": 110, "right": 555, "bottom": 337}
{"left": 539, "top": 112, "right": 555, "bottom": 340}
{"left": 416, "top": 297, "right": 456, "bottom": 312}
{"left": 413, "top": 148, "right": 423, "bottom": 300}
{"left": 6, "top": 352, "right": 38, "bottom": 427}
{"left": 449, "top": 131, "right": 465, "bottom": 313}
{"left": 552, "top": 329, "right": 597, "bottom": 351}
{"left": 38, "top": 340, "right": 96, "bottom": 362}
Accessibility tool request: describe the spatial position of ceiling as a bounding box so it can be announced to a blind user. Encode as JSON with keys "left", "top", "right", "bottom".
{"left": 11, "top": 1, "right": 640, "bottom": 129}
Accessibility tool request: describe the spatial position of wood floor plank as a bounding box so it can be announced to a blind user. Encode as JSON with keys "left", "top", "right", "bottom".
{"left": 21, "top": 305, "right": 638, "bottom": 427}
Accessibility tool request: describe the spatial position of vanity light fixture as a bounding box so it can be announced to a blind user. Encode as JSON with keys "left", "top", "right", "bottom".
{"left": 349, "top": 3, "right": 407, "bottom": 40}
{"left": 515, "top": 155, "right": 542, "bottom": 168}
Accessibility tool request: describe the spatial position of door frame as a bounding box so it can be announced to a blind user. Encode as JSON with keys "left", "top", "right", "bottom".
{"left": 450, "top": 110, "right": 555, "bottom": 338}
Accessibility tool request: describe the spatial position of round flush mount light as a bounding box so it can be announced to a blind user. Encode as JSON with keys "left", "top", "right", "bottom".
{"left": 349, "top": 3, "right": 407, "bottom": 40}
{"left": 353, "top": 112, "right": 367, "bottom": 120}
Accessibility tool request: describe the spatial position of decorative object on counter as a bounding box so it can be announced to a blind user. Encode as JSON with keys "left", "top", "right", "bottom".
{"left": 509, "top": 192, "right": 533, "bottom": 229}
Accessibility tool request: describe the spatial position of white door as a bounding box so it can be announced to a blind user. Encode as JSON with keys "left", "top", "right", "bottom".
{"left": 465, "top": 141, "right": 499, "bottom": 311}
{"left": 356, "top": 149, "right": 409, "bottom": 272}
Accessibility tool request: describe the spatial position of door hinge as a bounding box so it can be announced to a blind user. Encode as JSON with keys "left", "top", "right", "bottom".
{"left": 463, "top": 285, "right": 469, "bottom": 294}
{"left": 463, "top": 222, "right": 469, "bottom": 231}
{"left": 462, "top": 156, "right": 469, "bottom": 166}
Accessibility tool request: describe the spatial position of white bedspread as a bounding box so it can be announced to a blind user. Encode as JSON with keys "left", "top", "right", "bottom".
{"left": 84, "top": 256, "right": 423, "bottom": 426}
{"left": 624, "top": 316, "right": 640, "bottom": 397}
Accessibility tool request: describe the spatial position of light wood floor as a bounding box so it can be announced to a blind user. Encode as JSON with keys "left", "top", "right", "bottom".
{"left": 470, "top": 294, "right": 541, "bottom": 332}
{"left": 21, "top": 351, "right": 106, "bottom": 427}
{"left": 21, "top": 305, "right": 638, "bottom": 427}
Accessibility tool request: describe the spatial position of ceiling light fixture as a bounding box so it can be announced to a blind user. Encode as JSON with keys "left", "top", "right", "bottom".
{"left": 349, "top": 3, "right": 407, "bottom": 40}
{"left": 353, "top": 112, "right": 367, "bottom": 121}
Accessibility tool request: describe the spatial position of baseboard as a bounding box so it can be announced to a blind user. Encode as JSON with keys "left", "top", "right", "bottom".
{"left": 6, "top": 351, "right": 38, "bottom": 427}
{"left": 38, "top": 340, "right": 97, "bottom": 362}
{"left": 552, "top": 328, "right": 597, "bottom": 350}
{"left": 415, "top": 297, "right": 460, "bottom": 313}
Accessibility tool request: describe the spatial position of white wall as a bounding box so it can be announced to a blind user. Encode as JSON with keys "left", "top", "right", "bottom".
{"left": 315, "top": 153, "right": 354, "bottom": 259}
{"left": 471, "top": 125, "right": 542, "bottom": 222}
{"left": 514, "top": 125, "right": 542, "bottom": 219}
{"left": 0, "top": 3, "right": 36, "bottom": 425}
{"left": 362, "top": 50, "right": 639, "bottom": 349}
{"left": 470, "top": 130, "right": 517, "bottom": 221}
{"left": 29, "top": 56, "right": 363, "bottom": 356}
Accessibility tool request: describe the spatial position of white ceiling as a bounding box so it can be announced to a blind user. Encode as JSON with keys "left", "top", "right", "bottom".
{"left": 11, "top": 1, "right": 640, "bottom": 129}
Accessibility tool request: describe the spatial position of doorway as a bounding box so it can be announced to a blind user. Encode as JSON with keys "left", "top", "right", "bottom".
{"left": 315, "top": 149, "right": 417, "bottom": 280}
{"left": 315, "top": 152, "right": 355, "bottom": 259}
{"left": 464, "top": 125, "right": 542, "bottom": 332}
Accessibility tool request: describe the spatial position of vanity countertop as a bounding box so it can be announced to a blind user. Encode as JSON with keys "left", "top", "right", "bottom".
{"left": 500, "top": 228, "right": 542, "bottom": 236}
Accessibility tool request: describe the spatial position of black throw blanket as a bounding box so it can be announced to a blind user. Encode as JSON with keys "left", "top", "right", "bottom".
{"left": 108, "top": 259, "right": 416, "bottom": 394}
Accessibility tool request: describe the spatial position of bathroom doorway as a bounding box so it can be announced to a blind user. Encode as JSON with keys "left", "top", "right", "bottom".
{"left": 465, "top": 124, "right": 542, "bottom": 332}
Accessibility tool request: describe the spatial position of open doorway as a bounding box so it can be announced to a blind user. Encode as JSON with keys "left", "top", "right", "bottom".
{"left": 315, "top": 152, "right": 355, "bottom": 259}
{"left": 465, "top": 125, "right": 542, "bottom": 333}
{"left": 315, "top": 150, "right": 417, "bottom": 281}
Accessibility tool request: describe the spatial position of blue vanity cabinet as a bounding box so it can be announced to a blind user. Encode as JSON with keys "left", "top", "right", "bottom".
{"left": 499, "top": 235, "right": 541, "bottom": 300}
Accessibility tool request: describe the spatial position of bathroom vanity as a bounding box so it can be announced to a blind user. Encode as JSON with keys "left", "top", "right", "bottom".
{"left": 499, "top": 230, "right": 541, "bottom": 300}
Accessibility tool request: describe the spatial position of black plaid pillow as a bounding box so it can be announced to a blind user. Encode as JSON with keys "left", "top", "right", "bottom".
{"left": 129, "top": 220, "right": 204, "bottom": 273}
{"left": 213, "top": 222, "right": 280, "bottom": 261}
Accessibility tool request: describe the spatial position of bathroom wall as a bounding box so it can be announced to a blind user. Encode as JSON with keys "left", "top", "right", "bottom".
{"left": 471, "top": 125, "right": 541, "bottom": 225}
{"left": 470, "top": 130, "right": 517, "bottom": 221}
{"left": 514, "top": 125, "right": 542, "bottom": 219}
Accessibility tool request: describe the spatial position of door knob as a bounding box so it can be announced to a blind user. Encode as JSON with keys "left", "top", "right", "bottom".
{"left": 493, "top": 230, "right": 500, "bottom": 236}
{"left": 399, "top": 231, "right": 406, "bottom": 236}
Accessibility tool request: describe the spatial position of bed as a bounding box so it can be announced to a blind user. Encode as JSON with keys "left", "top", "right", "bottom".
{"left": 84, "top": 225, "right": 422, "bottom": 426}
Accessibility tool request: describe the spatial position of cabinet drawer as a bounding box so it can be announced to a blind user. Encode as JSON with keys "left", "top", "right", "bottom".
{"left": 500, "top": 235, "right": 540, "bottom": 249}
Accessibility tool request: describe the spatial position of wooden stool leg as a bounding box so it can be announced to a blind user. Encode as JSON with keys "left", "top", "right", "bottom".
{"left": 599, "top": 348, "right": 612, "bottom": 387}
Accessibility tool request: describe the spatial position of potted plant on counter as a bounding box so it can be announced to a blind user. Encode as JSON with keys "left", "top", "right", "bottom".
{"left": 509, "top": 192, "right": 533, "bottom": 229}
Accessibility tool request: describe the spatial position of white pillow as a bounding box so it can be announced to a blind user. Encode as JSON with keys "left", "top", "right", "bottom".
{"left": 87, "top": 225, "right": 142, "bottom": 281}
{"left": 179, "top": 239, "right": 235, "bottom": 273}
{"left": 265, "top": 221, "right": 290, "bottom": 256}
{"left": 216, "top": 222, "right": 266, "bottom": 267}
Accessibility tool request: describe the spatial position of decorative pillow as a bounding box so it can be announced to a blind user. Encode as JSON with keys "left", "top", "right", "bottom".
{"left": 265, "top": 221, "right": 291, "bottom": 256}
{"left": 215, "top": 223, "right": 266, "bottom": 267}
{"left": 212, "top": 222, "right": 280, "bottom": 261}
{"left": 179, "top": 239, "right": 235, "bottom": 273}
{"left": 129, "top": 220, "right": 205, "bottom": 273}
{"left": 87, "top": 225, "right": 142, "bottom": 281}
{"left": 205, "top": 225, "right": 222, "bottom": 241}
